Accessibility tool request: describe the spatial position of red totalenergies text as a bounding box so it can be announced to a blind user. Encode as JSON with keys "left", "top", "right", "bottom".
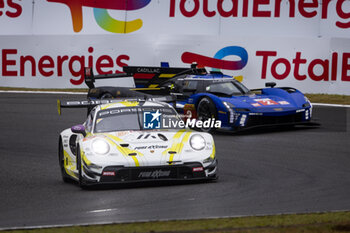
{"left": 0, "top": 0, "right": 22, "bottom": 18}
{"left": 256, "top": 51, "right": 350, "bottom": 82}
{"left": 169, "top": 0, "right": 350, "bottom": 29}
{"left": 1, "top": 47, "right": 129, "bottom": 85}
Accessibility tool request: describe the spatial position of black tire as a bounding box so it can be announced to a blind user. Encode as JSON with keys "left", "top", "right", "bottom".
{"left": 76, "top": 145, "right": 88, "bottom": 189}
{"left": 196, "top": 97, "right": 218, "bottom": 133}
{"left": 58, "top": 137, "right": 70, "bottom": 183}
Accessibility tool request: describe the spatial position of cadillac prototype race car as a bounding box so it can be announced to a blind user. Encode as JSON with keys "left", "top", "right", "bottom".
{"left": 58, "top": 98, "right": 217, "bottom": 188}
{"left": 83, "top": 64, "right": 316, "bottom": 132}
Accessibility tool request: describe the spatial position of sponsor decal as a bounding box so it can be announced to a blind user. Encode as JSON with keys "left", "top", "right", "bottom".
{"left": 256, "top": 51, "right": 350, "bottom": 82}
{"left": 274, "top": 108, "right": 283, "bottom": 111}
{"left": 98, "top": 107, "right": 138, "bottom": 117}
{"left": 183, "top": 104, "right": 196, "bottom": 119}
{"left": 169, "top": 0, "right": 350, "bottom": 30}
{"left": 134, "top": 145, "right": 168, "bottom": 150}
{"left": 0, "top": 0, "right": 22, "bottom": 18}
{"left": 278, "top": 101, "right": 290, "bottom": 105}
{"left": 182, "top": 46, "right": 248, "bottom": 73}
{"left": 115, "top": 131, "right": 131, "bottom": 137}
{"left": 71, "top": 124, "right": 84, "bottom": 131}
{"left": 102, "top": 171, "right": 115, "bottom": 176}
{"left": 0, "top": 46, "right": 129, "bottom": 85}
{"left": 138, "top": 170, "right": 171, "bottom": 179}
{"left": 251, "top": 103, "right": 261, "bottom": 107}
{"left": 136, "top": 67, "right": 160, "bottom": 73}
{"left": 192, "top": 167, "right": 204, "bottom": 172}
{"left": 148, "top": 145, "right": 168, "bottom": 149}
{"left": 47, "top": 0, "right": 151, "bottom": 33}
{"left": 254, "top": 98, "right": 278, "bottom": 106}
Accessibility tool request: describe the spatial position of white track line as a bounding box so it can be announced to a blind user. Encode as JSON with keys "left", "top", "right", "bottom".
{"left": 312, "top": 103, "right": 350, "bottom": 108}
{"left": 88, "top": 208, "right": 117, "bottom": 213}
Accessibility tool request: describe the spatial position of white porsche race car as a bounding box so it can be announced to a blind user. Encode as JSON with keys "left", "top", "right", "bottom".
{"left": 58, "top": 99, "right": 218, "bottom": 188}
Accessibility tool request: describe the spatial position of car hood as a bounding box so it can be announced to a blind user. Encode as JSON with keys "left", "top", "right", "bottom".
{"left": 81, "top": 129, "right": 214, "bottom": 166}
{"left": 221, "top": 94, "right": 303, "bottom": 112}
{"left": 106, "top": 128, "right": 188, "bottom": 142}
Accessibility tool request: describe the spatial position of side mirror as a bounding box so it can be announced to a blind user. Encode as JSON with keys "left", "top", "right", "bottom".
{"left": 265, "top": 82, "right": 276, "bottom": 88}
{"left": 71, "top": 125, "right": 86, "bottom": 137}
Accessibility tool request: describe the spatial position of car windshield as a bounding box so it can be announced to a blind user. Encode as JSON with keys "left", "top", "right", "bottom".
{"left": 206, "top": 81, "right": 250, "bottom": 96}
{"left": 94, "top": 106, "right": 182, "bottom": 133}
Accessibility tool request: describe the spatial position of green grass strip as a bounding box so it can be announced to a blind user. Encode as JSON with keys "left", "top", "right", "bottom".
{"left": 2, "top": 211, "right": 350, "bottom": 233}
{"left": 305, "top": 94, "right": 350, "bottom": 105}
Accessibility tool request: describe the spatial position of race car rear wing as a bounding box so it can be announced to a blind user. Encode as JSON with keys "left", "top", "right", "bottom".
{"left": 84, "top": 63, "right": 207, "bottom": 89}
{"left": 57, "top": 96, "right": 176, "bottom": 115}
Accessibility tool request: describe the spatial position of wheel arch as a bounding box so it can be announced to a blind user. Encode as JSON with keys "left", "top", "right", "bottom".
{"left": 194, "top": 93, "right": 217, "bottom": 108}
{"left": 193, "top": 93, "right": 227, "bottom": 113}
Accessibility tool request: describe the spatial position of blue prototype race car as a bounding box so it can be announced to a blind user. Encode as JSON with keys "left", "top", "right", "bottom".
{"left": 166, "top": 73, "right": 313, "bottom": 132}
{"left": 84, "top": 64, "right": 315, "bottom": 132}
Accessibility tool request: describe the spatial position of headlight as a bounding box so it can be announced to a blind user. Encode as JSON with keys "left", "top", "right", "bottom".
{"left": 91, "top": 139, "right": 110, "bottom": 155}
{"left": 223, "top": 101, "right": 234, "bottom": 109}
{"left": 303, "top": 96, "right": 311, "bottom": 108}
{"left": 223, "top": 101, "right": 236, "bottom": 124}
{"left": 190, "top": 134, "right": 206, "bottom": 151}
{"left": 303, "top": 102, "right": 311, "bottom": 108}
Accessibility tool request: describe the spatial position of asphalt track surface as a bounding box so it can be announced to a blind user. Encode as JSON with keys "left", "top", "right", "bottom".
{"left": 0, "top": 93, "right": 350, "bottom": 229}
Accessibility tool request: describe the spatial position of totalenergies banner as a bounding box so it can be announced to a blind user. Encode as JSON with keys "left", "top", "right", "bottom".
{"left": 2, "top": 0, "right": 350, "bottom": 36}
{"left": 0, "top": 0, "right": 350, "bottom": 37}
{"left": 0, "top": 0, "right": 350, "bottom": 94}
{"left": 1, "top": 35, "right": 349, "bottom": 94}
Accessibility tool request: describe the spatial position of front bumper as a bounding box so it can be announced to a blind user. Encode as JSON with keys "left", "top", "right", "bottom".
{"left": 221, "top": 107, "right": 318, "bottom": 131}
{"left": 82, "top": 160, "right": 218, "bottom": 185}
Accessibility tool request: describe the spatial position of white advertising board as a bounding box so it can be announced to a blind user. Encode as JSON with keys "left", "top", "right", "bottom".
{"left": 0, "top": 34, "right": 349, "bottom": 94}
{"left": 0, "top": 0, "right": 32, "bottom": 35}
{"left": 0, "top": 0, "right": 348, "bottom": 37}
{"left": 0, "top": 0, "right": 349, "bottom": 94}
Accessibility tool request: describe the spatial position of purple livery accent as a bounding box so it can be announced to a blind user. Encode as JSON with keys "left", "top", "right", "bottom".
{"left": 71, "top": 124, "right": 85, "bottom": 134}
